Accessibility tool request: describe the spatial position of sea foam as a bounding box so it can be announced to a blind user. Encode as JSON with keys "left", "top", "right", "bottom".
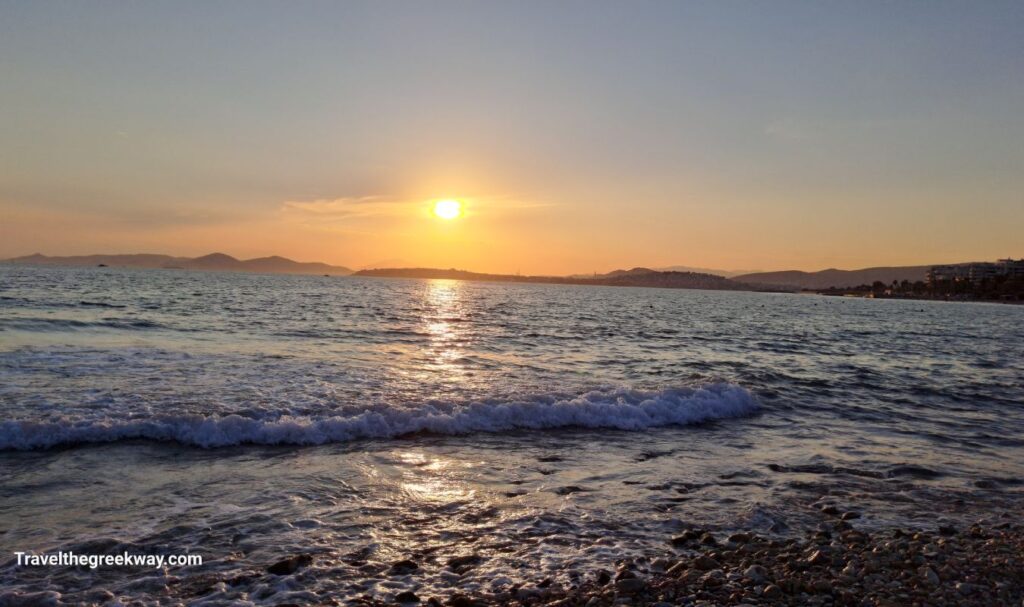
{"left": 0, "top": 383, "right": 758, "bottom": 450}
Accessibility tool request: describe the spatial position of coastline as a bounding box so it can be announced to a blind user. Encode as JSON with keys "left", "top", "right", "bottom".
{"left": 810, "top": 292, "right": 1024, "bottom": 306}
{"left": 340, "top": 517, "right": 1024, "bottom": 606}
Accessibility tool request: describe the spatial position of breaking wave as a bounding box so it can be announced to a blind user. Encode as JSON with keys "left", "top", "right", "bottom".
{"left": 0, "top": 383, "right": 758, "bottom": 450}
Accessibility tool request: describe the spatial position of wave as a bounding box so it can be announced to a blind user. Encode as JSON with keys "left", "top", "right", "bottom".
{"left": 0, "top": 383, "right": 758, "bottom": 450}
{"left": 78, "top": 300, "right": 127, "bottom": 308}
{"left": 0, "top": 317, "right": 162, "bottom": 331}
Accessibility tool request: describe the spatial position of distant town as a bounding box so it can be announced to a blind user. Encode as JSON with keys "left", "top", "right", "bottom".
{"left": 815, "top": 258, "right": 1024, "bottom": 302}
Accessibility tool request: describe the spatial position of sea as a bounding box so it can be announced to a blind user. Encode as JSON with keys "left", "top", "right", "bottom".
{"left": 1, "top": 265, "right": 1022, "bottom": 605}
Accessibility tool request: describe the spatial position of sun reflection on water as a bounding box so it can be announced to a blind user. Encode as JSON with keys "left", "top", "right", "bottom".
{"left": 396, "top": 450, "right": 475, "bottom": 504}
{"left": 420, "top": 279, "right": 470, "bottom": 379}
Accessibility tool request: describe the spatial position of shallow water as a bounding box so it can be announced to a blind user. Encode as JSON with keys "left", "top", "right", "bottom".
{"left": 1, "top": 265, "right": 1023, "bottom": 604}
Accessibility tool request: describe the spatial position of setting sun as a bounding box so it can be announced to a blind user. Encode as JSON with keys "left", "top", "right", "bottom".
{"left": 432, "top": 199, "right": 462, "bottom": 220}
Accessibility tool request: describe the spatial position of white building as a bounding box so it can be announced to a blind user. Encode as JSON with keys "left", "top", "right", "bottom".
{"left": 927, "top": 258, "right": 1024, "bottom": 286}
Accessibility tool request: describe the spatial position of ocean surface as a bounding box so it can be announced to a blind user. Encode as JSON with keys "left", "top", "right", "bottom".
{"left": 1, "top": 265, "right": 1022, "bottom": 605}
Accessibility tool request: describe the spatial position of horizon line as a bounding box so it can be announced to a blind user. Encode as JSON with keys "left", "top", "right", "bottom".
{"left": 4, "top": 250, "right": 1022, "bottom": 278}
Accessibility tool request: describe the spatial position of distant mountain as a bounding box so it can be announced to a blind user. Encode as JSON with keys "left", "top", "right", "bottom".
{"left": 570, "top": 265, "right": 758, "bottom": 279}
{"left": 597, "top": 267, "right": 660, "bottom": 278}
{"left": 186, "top": 252, "right": 241, "bottom": 269}
{"left": 3, "top": 252, "right": 353, "bottom": 276}
{"left": 4, "top": 253, "right": 188, "bottom": 268}
{"left": 355, "top": 267, "right": 775, "bottom": 292}
{"left": 233, "top": 255, "right": 352, "bottom": 275}
{"left": 734, "top": 266, "right": 931, "bottom": 290}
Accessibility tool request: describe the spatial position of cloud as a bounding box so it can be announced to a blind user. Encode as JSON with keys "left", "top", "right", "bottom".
{"left": 281, "top": 196, "right": 406, "bottom": 220}
{"left": 283, "top": 194, "right": 550, "bottom": 218}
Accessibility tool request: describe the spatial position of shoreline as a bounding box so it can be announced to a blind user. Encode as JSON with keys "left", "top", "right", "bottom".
{"left": 810, "top": 291, "right": 1024, "bottom": 305}
{"left": 348, "top": 516, "right": 1024, "bottom": 607}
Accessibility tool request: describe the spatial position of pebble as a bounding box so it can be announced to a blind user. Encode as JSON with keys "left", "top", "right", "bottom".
{"left": 446, "top": 594, "right": 476, "bottom": 607}
{"left": 266, "top": 554, "right": 312, "bottom": 575}
{"left": 356, "top": 521, "right": 1024, "bottom": 607}
{"left": 693, "top": 555, "right": 720, "bottom": 570}
{"left": 701, "top": 569, "right": 725, "bottom": 587}
{"left": 447, "top": 554, "right": 482, "bottom": 571}
{"left": 742, "top": 564, "right": 768, "bottom": 583}
{"left": 810, "top": 579, "right": 832, "bottom": 593}
{"left": 670, "top": 528, "right": 703, "bottom": 546}
{"left": 666, "top": 560, "right": 687, "bottom": 575}
{"left": 761, "top": 584, "right": 783, "bottom": 599}
{"left": 615, "top": 577, "right": 646, "bottom": 594}
{"left": 390, "top": 559, "right": 419, "bottom": 575}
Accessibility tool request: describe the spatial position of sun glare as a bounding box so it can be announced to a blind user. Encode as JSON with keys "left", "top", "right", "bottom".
{"left": 433, "top": 199, "right": 462, "bottom": 220}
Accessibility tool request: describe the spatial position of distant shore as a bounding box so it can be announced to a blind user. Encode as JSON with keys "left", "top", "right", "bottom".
{"left": 809, "top": 290, "right": 1024, "bottom": 305}
{"left": 354, "top": 267, "right": 790, "bottom": 293}
{"left": 1, "top": 253, "right": 352, "bottom": 276}
{"left": 6, "top": 257, "right": 1021, "bottom": 302}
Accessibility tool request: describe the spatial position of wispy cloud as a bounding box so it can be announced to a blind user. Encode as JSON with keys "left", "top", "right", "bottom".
{"left": 281, "top": 196, "right": 406, "bottom": 220}
{"left": 282, "top": 194, "right": 552, "bottom": 223}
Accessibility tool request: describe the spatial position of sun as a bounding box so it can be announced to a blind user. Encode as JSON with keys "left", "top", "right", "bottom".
{"left": 432, "top": 199, "right": 462, "bottom": 220}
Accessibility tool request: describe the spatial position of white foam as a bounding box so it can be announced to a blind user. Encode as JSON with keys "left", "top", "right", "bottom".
{"left": 0, "top": 383, "right": 758, "bottom": 450}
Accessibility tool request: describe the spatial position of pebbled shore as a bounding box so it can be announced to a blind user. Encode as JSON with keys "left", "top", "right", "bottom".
{"left": 355, "top": 518, "right": 1024, "bottom": 607}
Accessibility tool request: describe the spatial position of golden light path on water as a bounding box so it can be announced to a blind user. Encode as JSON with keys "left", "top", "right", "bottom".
{"left": 398, "top": 451, "right": 477, "bottom": 504}
{"left": 421, "top": 279, "right": 471, "bottom": 384}
{"left": 400, "top": 281, "right": 479, "bottom": 505}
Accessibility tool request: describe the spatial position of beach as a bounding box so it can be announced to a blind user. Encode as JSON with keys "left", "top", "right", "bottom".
{"left": 4, "top": 2, "right": 1024, "bottom": 604}
{"left": 336, "top": 522, "right": 1024, "bottom": 606}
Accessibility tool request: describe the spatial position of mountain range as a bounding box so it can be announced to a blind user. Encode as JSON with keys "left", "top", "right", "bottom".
{"left": 3, "top": 253, "right": 353, "bottom": 276}
{"left": 2, "top": 252, "right": 954, "bottom": 289}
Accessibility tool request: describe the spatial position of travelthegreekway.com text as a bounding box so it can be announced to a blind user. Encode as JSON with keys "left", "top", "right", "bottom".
{"left": 13, "top": 551, "right": 202, "bottom": 570}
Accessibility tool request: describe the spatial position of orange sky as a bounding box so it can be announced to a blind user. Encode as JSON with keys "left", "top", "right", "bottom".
{"left": 4, "top": 185, "right": 1020, "bottom": 275}
{"left": 2, "top": 3, "right": 1022, "bottom": 274}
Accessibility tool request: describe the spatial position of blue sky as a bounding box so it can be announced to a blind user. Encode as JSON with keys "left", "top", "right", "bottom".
{"left": 2, "top": 1, "right": 1022, "bottom": 272}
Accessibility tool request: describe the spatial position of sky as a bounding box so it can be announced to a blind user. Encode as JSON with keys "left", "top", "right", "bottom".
{"left": 1, "top": 1, "right": 1022, "bottom": 274}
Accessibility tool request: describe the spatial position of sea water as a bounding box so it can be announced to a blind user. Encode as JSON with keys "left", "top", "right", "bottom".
{"left": 1, "top": 265, "right": 1022, "bottom": 604}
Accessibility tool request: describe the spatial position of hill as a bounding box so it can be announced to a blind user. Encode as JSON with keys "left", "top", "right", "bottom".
{"left": 3, "top": 253, "right": 188, "bottom": 268}
{"left": 734, "top": 266, "right": 931, "bottom": 290}
{"left": 3, "top": 253, "right": 353, "bottom": 276}
{"left": 570, "top": 265, "right": 756, "bottom": 279}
